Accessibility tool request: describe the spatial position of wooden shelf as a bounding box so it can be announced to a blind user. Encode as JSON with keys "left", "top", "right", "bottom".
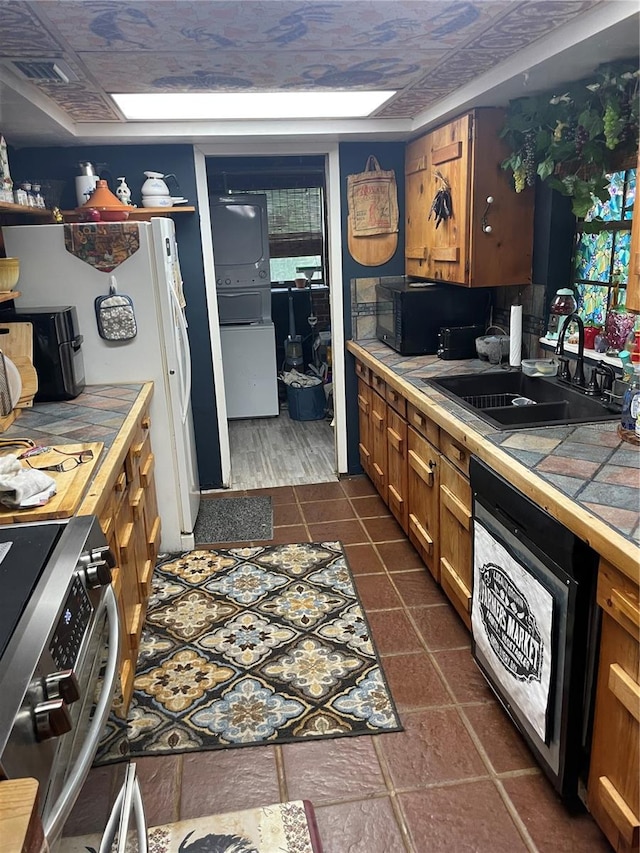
{"left": 0, "top": 291, "right": 20, "bottom": 304}
{"left": 0, "top": 202, "right": 51, "bottom": 218}
{"left": 60, "top": 206, "right": 195, "bottom": 222}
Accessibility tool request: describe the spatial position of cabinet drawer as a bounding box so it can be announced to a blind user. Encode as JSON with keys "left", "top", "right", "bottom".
{"left": 386, "top": 385, "right": 407, "bottom": 418}
{"left": 441, "top": 431, "right": 470, "bottom": 476}
{"left": 407, "top": 403, "right": 439, "bottom": 447}
{"left": 598, "top": 559, "right": 640, "bottom": 642}
{"left": 370, "top": 370, "right": 386, "bottom": 397}
{"left": 355, "top": 359, "right": 370, "bottom": 384}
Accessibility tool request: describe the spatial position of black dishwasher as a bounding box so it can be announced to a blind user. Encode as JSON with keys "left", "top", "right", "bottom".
{"left": 469, "top": 457, "right": 600, "bottom": 805}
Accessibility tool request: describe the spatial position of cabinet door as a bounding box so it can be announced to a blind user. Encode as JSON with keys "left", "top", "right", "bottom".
{"left": 370, "top": 389, "right": 388, "bottom": 501}
{"left": 407, "top": 426, "right": 440, "bottom": 581}
{"left": 627, "top": 148, "right": 640, "bottom": 313}
{"left": 439, "top": 456, "right": 472, "bottom": 629}
{"left": 405, "top": 135, "right": 431, "bottom": 277}
{"left": 423, "top": 113, "right": 472, "bottom": 284}
{"left": 387, "top": 407, "right": 408, "bottom": 532}
{"left": 588, "top": 611, "right": 639, "bottom": 852}
{"left": 357, "top": 377, "right": 373, "bottom": 478}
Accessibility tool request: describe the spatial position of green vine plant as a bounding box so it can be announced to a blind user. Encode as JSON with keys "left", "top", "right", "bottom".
{"left": 500, "top": 59, "right": 639, "bottom": 218}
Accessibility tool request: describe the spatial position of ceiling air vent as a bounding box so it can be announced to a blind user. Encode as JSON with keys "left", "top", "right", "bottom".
{"left": 9, "top": 59, "right": 78, "bottom": 84}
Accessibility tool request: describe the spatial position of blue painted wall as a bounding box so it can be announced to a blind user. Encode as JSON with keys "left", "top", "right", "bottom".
{"left": 338, "top": 141, "right": 406, "bottom": 474}
{"left": 8, "top": 144, "right": 222, "bottom": 488}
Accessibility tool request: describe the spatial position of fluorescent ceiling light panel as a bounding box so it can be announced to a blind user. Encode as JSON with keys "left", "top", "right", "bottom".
{"left": 111, "top": 91, "right": 395, "bottom": 120}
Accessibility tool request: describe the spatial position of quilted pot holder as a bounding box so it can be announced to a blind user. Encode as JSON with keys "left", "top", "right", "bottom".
{"left": 95, "top": 275, "right": 137, "bottom": 341}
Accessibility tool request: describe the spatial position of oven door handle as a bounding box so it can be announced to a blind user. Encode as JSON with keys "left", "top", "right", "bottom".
{"left": 43, "top": 585, "right": 121, "bottom": 844}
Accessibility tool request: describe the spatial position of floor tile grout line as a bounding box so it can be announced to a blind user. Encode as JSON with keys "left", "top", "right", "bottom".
{"left": 274, "top": 745, "right": 289, "bottom": 803}
{"left": 371, "top": 737, "right": 417, "bottom": 853}
{"left": 454, "top": 703, "right": 542, "bottom": 852}
{"left": 493, "top": 777, "right": 541, "bottom": 853}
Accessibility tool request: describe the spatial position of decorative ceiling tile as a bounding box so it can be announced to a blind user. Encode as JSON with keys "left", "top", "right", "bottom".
{"left": 34, "top": 1, "right": 513, "bottom": 53}
{"left": 0, "top": 0, "right": 64, "bottom": 55}
{"left": 0, "top": 0, "right": 615, "bottom": 127}
{"left": 78, "top": 49, "right": 436, "bottom": 93}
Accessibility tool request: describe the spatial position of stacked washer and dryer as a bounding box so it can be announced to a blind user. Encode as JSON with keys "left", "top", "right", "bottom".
{"left": 210, "top": 193, "right": 279, "bottom": 419}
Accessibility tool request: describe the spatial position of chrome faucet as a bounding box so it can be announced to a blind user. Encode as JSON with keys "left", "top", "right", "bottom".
{"left": 555, "top": 313, "right": 586, "bottom": 387}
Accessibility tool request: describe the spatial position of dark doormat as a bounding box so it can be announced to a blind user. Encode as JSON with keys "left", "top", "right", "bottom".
{"left": 194, "top": 496, "right": 273, "bottom": 544}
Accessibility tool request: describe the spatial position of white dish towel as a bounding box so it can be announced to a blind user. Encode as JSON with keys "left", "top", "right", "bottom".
{"left": 0, "top": 455, "right": 56, "bottom": 508}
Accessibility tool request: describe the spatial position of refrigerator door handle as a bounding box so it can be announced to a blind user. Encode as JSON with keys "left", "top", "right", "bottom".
{"left": 168, "top": 282, "right": 191, "bottom": 423}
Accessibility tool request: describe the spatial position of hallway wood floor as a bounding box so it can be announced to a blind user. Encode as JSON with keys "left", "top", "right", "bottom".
{"left": 222, "top": 410, "right": 337, "bottom": 490}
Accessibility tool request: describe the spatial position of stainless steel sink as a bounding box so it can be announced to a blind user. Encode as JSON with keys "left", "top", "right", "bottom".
{"left": 424, "top": 371, "right": 620, "bottom": 430}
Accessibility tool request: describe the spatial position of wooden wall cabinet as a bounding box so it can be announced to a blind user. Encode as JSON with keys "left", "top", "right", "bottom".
{"left": 627, "top": 149, "right": 640, "bottom": 313}
{"left": 588, "top": 559, "right": 640, "bottom": 852}
{"left": 405, "top": 108, "right": 534, "bottom": 287}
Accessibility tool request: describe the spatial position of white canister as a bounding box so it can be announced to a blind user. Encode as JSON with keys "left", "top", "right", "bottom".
{"left": 75, "top": 174, "right": 99, "bottom": 206}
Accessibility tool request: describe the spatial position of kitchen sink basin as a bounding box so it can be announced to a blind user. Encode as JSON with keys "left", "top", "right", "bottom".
{"left": 424, "top": 371, "right": 620, "bottom": 430}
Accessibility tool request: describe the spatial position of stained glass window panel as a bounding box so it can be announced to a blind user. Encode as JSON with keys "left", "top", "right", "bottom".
{"left": 574, "top": 231, "right": 612, "bottom": 281}
{"left": 585, "top": 171, "right": 625, "bottom": 222}
{"left": 576, "top": 283, "right": 609, "bottom": 326}
{"left": 624, "top": 169, "right": 636, "bottom": 220}
{"left": 612, "top": 230, "right": 631, "bottom": 278}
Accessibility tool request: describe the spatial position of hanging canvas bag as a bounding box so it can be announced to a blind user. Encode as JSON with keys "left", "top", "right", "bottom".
{"left": 347, "top": 155, "right": 399, "bottom": 237}
{"left": 95, "top": 275, "right": 137, "bottom": 342}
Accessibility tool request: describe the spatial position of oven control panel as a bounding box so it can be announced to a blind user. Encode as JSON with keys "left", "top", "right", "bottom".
{"left": 49, "top": 575, "right": 93, "bottom": 671}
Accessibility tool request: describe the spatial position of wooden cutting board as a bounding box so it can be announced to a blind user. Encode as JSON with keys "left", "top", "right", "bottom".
{"left": 0, "top": 322, "right": 32, "bottom": 360}
{"left": 347, "top": 216, "right": 398, "bottom": 266}
{"left": 0, "top": 323, "right": 37, "bottom": 408}
{"left": 12, "top": 356, "right": 38, "bottom": 407}
{"left": 0, "top": 442, "right": 103, "bottom": 524}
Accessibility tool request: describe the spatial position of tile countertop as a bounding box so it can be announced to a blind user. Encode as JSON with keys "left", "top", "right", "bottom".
{"left": 350, "top": 340, "right": 640, "bottom": 557}
{"left": 0, "top": 384, "right": 144, "bottom": 452}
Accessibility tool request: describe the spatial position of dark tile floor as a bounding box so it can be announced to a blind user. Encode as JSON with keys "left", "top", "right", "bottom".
{"left": 64, "top": 477, "right": 611, "bottom": 852}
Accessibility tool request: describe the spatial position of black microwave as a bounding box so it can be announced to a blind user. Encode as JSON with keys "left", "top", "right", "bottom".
{"left": 375, "top": 280, "right": 491, "bottom": 355}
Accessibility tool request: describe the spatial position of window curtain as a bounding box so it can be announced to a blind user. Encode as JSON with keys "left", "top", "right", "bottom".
{"left": 245, "top": 187, "right": 324, "bottom": 259}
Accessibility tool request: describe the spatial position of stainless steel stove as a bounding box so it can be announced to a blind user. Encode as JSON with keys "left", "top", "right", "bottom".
{"left": 0, "top": 515, "right": 120, "bottom": 847}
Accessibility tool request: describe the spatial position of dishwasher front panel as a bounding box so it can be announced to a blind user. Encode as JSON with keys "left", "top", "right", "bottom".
{"left": 469, "top": 457, "right": 599, "bottom": 804}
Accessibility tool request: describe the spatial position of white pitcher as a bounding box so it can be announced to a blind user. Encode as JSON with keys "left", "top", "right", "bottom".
{"left": 141, "top": 171, "right": 177, "bottom": 198}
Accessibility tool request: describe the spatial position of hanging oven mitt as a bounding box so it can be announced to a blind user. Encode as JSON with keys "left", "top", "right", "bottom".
{"left": 95, "top": 275, "right": 137, "bottom": 342}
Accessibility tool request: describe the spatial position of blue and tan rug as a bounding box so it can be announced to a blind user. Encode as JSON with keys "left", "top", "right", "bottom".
{"left": 95, "top": 542, "right": 401, "bottom": 763}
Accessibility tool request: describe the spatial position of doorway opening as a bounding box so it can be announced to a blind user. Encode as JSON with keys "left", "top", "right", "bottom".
{"left": 206, "top": 155, "right": 336, "bottom": 491}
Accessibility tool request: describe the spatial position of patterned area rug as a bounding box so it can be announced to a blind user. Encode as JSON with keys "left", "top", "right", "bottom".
{"left": 60, "top": 800, "right": 322, "bottom": 853}
{"left": 95, "top": 542, "right": 401, "bottom": 763}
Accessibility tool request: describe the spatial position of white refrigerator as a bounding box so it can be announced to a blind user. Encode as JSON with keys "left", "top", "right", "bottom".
{"left": 2, "top": 218, "right": 200, "bottom": 552}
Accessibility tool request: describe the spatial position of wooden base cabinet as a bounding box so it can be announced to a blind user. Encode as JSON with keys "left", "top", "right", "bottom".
{"left": 405, "top": 108, "right": 534, "bottom": 287}
{"left": 386, "top": 386, "right": 408, "bottom": 532}
{"left": 80, "top": 387, "right": 161, "bottom": 712}
{"left": 370, "top": 378, "right": 388, "bottom": 502}
{"left": 439, "top": 456, "right": 472, "bottom": 629}
{"left": 357, "top": 377, "right": 373, "bottom": 479}
{"left": 407, "top": 426, "right": 440, "bottom": 581}
{"left": 588, "top": 560, "right": 640, "bottom": 852}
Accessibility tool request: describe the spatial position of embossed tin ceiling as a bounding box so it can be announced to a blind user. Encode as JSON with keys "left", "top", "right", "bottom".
{"left": 1, "top": 0, "right": 637, "bottom": 143}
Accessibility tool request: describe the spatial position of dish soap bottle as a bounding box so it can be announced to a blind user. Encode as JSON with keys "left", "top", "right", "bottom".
{"left": 620, "top": 364, "right": 640, "bottom": 435}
